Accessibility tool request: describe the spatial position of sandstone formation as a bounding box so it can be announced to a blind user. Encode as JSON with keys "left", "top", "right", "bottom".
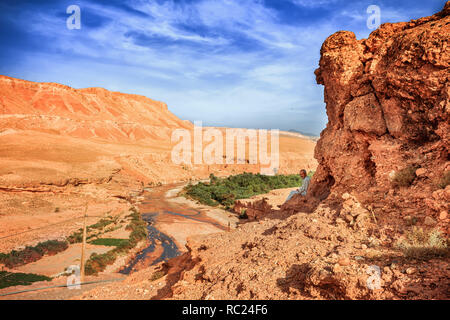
{"left": 233, "top": 198, "right": 273, "bottom": 220}
{"left": 310, "top": 3, "right": 449, "bottom": 206}
{"left": 0, "top": 75, "right": 191, "bottom": 143}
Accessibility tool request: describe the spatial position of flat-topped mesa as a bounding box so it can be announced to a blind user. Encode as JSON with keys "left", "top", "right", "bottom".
{"left": 308, "top": 2, "right": 449, "bottom": 210}
{"left": 0, "top": 75, "right": 191, "bottom": 142}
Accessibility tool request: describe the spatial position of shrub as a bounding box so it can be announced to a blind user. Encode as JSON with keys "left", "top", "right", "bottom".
{"left": 67, "top": 216, "right": 117, "bottom": 244}
{"left": 0, "top": 240, "right": 68, "bottom": 268}
{"left": 392, "top": 166, "right": 417, "bottom": 188}
{"left": 67, "top": 231, "right": 83, "bottom": 244}
{"left": 126, "top": 208, "right": 148, "bottom": 245}
{"left": 209, "top": 173, "right": 219, "bottom": 184}
{"left": 184, "top": 172, "right": 310, "bottom": 207}
{"left": 396, "top": 227, "right": 448, "bottom": 260}
{"left": 35, "top": 240, "right": 68, "bottom": 254}
{"left": 84, "top": 251, "right": 116, "bottom": 275}
{"left": 88, "top": 217, "right": 116, "bottom": 230}
{"left": 437, "top": 171, "right": 450, "bottom": 189}
{"left": 150, "top": 270, "right": 166, "bottom": 281}
{"left": 84, "top": 208, "right": 148, "bottom": 275}
{"left": 239, "top": 209, "right": 248, "bottom": 220}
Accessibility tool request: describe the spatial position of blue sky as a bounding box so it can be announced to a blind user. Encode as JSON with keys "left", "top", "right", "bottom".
{"left": 0, "top": 0, "right": 446, "bottom": 135}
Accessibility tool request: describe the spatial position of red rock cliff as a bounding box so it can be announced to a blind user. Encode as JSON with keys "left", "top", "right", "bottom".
{"left": 309, "top": 2, "right": 449, "bottom": 212}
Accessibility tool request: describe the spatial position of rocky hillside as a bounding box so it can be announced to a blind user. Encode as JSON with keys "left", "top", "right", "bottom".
{"left": 0, "top": 75, "right": 192, "bottom": 143}
{"left": 309, "top": 2, "right": 449, "bottom": 214}
{"left": 76, "top": 2, "right": 449, "bottom": 300}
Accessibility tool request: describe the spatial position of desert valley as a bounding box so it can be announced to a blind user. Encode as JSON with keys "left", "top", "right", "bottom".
{"left": 0, "top": 73, "right": 317, "bottom": 298}
{"left": 0, "top": 1, "right": 449, "bottom": 301}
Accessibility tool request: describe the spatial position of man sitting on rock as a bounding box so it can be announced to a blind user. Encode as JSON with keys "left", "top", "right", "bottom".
{"left": 285, "top": 169, "right": 310, "bottom": 202}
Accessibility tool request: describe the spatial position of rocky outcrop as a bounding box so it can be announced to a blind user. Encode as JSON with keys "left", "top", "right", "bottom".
{"left": 233, "top": 197, "right": 274, "bottom": 220}
{"left": 307, "top": 3, "right": 449, "bottom": 222}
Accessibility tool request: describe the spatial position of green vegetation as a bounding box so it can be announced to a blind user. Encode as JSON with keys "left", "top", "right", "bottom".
{"left": 437, "top": 171, "right": 450, "bottom": 189}
{"left": 67, "top": 216, "right": 119, "bottom": 244}
{"left": 396, "top": 227, "right": 448, "bottom": 260}
{"left": 0, "top": 271, "right": 51, "bottom": 289}
{"left": 66, "top": 231, "right": 83, "bottom": 244}
{"left": 0, "top": 240, "right": 68, "bottom": 268}
{"left": 183, "top": 172, "right": 312, "bottom": 208}
{"left": 148, "top": 181, "right": 163, "bottom": 187}
{"left": 0, "top": 211, "right": 131, "bottom": 272}
{"left": 88, "top": 238, "right": 130, "bottom": 247}
{"left": 239, "top": 209, "right": 248, "bottom": 220}
{"left": 84, "top": 208, "right": 148, "bottom": 275}
{"left": 150, "top": 270, "right": 166, "bottom": 281}
{"left": 391, "top": 166, "right": 417, "bottom": 188}
{"left": 84, "top": 251, "right": 117, "bottom": 275}
{"left": 89, "top": 216, "right": 117, "bottom": 230}
{"left": 404, "top": 216, "right": 419, "bottom": 226}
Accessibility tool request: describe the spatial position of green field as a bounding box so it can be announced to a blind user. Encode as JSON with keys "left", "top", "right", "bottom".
{"left": 89, "top": 238, "right": 130, "bottom": 247}
{"left": 0, "top": 271, "right": 51, "bottom": 289}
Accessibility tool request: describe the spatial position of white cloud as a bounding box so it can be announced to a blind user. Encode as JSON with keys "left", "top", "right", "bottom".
{"left": 290, "top": 0, "right": 339, "bottom": 8}
{"left": 13, "top": 0, "right": 342, "bottom": 134}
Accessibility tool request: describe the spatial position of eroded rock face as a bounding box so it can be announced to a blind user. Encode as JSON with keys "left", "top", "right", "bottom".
{"left": 310, "top": 3, "right": 449, "bottom": 201}
{"left": 233, "top": 198, "right": 274, "bottom": 220}
{"left": 0, "top": 75, "right": 192, "bottom": 143}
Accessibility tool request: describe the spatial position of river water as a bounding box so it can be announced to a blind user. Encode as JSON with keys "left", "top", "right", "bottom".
{"left": 119, "top": 184, "right": 226, "bottom": 274}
